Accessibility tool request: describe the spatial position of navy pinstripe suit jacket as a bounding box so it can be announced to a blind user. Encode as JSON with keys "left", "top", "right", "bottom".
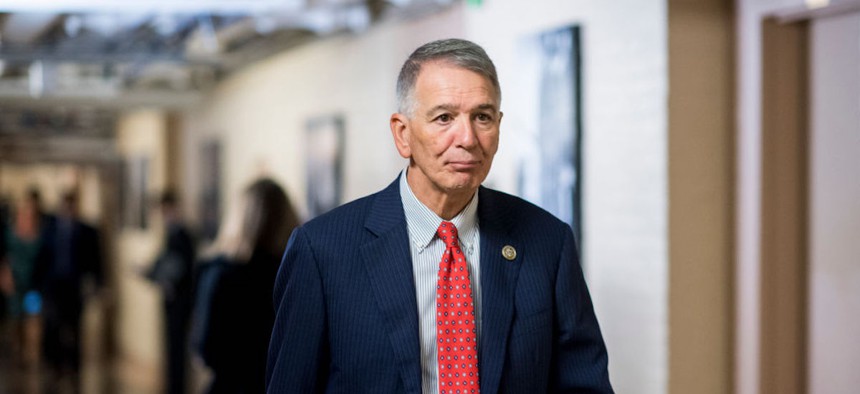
{"left": 266, "top": 176, "right": 613, "bottom": 393}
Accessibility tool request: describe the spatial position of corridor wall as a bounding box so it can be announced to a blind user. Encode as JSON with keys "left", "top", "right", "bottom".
{"left": 465, "top": 2, "right": 669, "bottom": 393}
{"left": 113, "top": 110, "right": 172, "bottom": 387}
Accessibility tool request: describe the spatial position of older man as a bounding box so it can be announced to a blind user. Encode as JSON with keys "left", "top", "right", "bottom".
{"left": 267, "top": 38, "right": 612, "bottom": 394}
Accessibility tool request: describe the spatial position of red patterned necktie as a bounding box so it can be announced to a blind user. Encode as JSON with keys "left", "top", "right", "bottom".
{"left": 436, "top": 221, "right": 480, "bottom": 394}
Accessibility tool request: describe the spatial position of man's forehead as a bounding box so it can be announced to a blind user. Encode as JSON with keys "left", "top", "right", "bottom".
{"left": 414, "top": 63, "right": 498, "bottom": 101}
{"left": 416, "top": 60, "right": 489, "bottom": 83}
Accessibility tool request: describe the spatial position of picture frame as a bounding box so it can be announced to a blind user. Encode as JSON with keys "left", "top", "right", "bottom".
{"left": 121, "top": 156, "right": 149, "bottom": 230}
{"left": 305, "top": 114, "right": 345, "bottom": 219}
{"left": 516, "top": 25, "right": 583, "bottom": 241}
{"left": 198, "top": 139, "right": 222, "bottom": 240}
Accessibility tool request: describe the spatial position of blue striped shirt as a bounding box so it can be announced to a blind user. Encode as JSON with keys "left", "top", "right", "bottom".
{"left": 399, "top": 170, "right": 482, "bottom": 394}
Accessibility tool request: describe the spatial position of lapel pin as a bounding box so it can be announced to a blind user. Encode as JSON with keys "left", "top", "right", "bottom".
{"left": 502, "top": 245, "right": 517, "bottom": 261}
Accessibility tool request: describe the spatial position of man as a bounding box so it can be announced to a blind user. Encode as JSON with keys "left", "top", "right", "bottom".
{"left": 35, "top": 191, "right": 102, "bottom": 387}
{"left": 267, "top": 39, "right": 612, "bottom": 393}
{"left": 145, "top": 191, "right": 195, "bottom": 394}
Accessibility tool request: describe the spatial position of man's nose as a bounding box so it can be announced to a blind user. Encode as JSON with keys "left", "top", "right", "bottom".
{"left": 454, "top": 117, "right": 478, "bottom": 148}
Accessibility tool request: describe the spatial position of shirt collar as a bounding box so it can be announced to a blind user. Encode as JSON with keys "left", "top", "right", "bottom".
{"left": 399, "top": 169, "right": 479, "bottom": 254}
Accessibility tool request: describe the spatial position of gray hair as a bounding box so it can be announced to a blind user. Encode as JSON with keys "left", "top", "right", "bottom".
{"left": 396, "top": 38, "right": 501, "bottom": 116}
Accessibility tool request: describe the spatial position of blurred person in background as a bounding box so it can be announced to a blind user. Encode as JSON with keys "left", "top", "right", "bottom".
{"left": 192, "top": 178, "right": 299, "bottom": 394}
{"left": 35, "top": 190, "right": 103, "bottom": 389}
{"left": 0, "top": 195, "right": 9, "bottom": 322}
{"left": 144, "top": 190, "right": 196, "bottom": 394}
{"left": 1, "top": 188, "right": 50, "bottom": 367}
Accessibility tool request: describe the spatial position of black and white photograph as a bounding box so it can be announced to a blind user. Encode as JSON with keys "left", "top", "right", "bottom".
{"left": 305, "top": 114, "right": 345, "bottom": 219}
{"left": 515, "top": 25, "right": 583, "bottom": 239}
{"left": 198, "top": 139, "right": 222, "bottom": 240}
{"left": 122, "top": 156, "right": 149, "bottom": 230}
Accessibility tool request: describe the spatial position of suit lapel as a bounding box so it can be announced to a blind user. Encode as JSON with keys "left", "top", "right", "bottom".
{"left": 360, "top": 178, "right": 422, "bottom": 393}
{"left": 478, "top": 187, "right": 523, "bottom": 394}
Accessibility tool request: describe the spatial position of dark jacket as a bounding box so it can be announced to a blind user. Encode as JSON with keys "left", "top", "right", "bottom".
{"left": 193, "top": 250, "right": 281, "bottom": 394}
{"left": 266, "top": 176, "right": 613, "bottom": 393}
{"left": 147, "top": 222, "right": 196, "bottom": 307}
{"left": 34, "top": 216, "right": 103, "bottom": 314}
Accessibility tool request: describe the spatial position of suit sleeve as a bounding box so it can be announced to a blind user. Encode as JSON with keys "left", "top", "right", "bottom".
{"left": 266, "top": 227, "right": 329, "bottom": 393}
{"left": 550, "top": 228, "right": 614, "bottom": 393}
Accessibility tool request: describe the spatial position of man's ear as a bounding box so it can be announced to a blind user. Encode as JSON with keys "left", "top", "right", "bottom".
{"left": 390, "top": 113, "right": 412, "bottom": 159}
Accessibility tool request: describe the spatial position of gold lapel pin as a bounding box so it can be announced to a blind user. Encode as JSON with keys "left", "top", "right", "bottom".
{"left": 502, "top": 245, "right": 517, "bottom": 261}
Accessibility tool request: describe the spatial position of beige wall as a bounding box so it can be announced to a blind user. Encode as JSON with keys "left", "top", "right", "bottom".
{"left": 734, "top": 1, "right": 805, "bottom": 393}
{"left": 114, "top": 109, "right": 171, "bottom": 377}
{"left": 668, "top": 0, "right": 735, "bottom": 393}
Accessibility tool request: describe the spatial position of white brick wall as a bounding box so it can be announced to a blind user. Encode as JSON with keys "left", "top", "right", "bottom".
{"left": 465, "top": 2, "right": 668, "bottom": 393}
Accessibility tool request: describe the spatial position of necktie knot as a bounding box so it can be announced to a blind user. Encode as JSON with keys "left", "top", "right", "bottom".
{"left": 436, "top": 221, "right": 460, "bottom": 249}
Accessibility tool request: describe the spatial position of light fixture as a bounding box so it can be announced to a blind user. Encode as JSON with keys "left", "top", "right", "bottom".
{"left": 805, "top": 0, "right": 829, "bottom": 9}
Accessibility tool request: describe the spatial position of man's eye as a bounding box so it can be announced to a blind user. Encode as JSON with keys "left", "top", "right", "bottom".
{"left": 437, "top": 114, "right": 452, "bottom": 123}
{"left": 476, "top": 113, "right": 492, "bottom": 122}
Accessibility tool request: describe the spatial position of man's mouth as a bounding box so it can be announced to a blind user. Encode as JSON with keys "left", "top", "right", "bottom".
{"left": 447, "top": 160, "right": 480, "bottom": 170}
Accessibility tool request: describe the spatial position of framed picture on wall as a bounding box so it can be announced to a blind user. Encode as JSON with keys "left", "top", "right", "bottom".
{"left": 121, "top": 156, "right": 149, "bottom": 230}
{"left": 515, "top": 25, "right": 583, "bottom": 241}
{"left": 199, "top": 139, "right": 222, "bottom": 240}
{"left": 305, "top": 114, "right": 345, "bottom": 219}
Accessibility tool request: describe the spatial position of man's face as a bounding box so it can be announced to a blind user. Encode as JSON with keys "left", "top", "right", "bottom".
{"left": 391, "top": 61, "right": 502, "bottom": 199}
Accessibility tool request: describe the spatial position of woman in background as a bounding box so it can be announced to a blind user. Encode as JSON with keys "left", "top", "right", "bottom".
{"left": 192, "top": 178, "right": 300, "bottom": 393}
{"left": 2, "top": 189, "right": 49, "bottom": 367}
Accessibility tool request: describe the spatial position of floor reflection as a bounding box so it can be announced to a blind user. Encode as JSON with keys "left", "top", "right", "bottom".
{"left": 0, "top": 319, "right": 157, "bottom": 394}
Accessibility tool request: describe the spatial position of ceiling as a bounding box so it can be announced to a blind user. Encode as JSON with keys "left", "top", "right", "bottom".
{"left": 0, "top": 0, "right": 455, "bottom": 110}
